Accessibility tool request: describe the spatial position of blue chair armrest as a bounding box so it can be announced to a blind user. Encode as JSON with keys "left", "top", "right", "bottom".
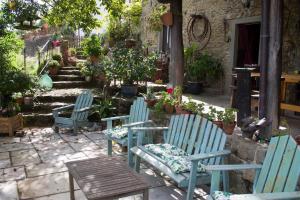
{"left": 101, "top": 115, "right": 130, "bottom": 122}
{"left": 131, "top": 127, "right": 169, "bottom": 133}
{"left": 74, "top": 107, "right": 93, "bottom": 113}
{"left": 205, "top": 164, "right": 262, "bottom": 172}
{"left": 188, "top": 150, "right": 231, "bottom": 162}
{"left": 52, "top": 104, "right": 75, "bottom": 112}
{"left": 122, "top": 120, "right": 153, "bottom": 128}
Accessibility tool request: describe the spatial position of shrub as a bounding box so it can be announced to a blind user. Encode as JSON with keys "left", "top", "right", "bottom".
{"left": 48, "top": 60, "right": 60, "bottom": 69}
{"left": 52, "top": 54, "right": 62, "bottom": 62}
{"left": 82, "top": 34, "right": 102, "bottom": 57}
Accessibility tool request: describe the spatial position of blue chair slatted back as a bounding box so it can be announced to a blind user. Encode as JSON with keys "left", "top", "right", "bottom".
{"left": 166, "top": 114, "right": 227, "bottom": 165}
{"left": 71, "top": 90, "right": 93, "bottom": 121}
{"left": 254, "top": 135, "right": 300, "bottom": 193}
{"left": 128, "top": 97, "right": 149, "bottom": 124}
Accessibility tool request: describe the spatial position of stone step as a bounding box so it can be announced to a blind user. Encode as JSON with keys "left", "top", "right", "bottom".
{"left": 52, "top": 81, "right": 92, "bottom": 89}
{"left": 23, "top": 113, "right": 53, "bottom": 127}
{"left": 60, "top": 66, "right": 78, "bottom": 70}
{"left": 58, "top": 70, "right": 81, "bottom": 76}
{"left": 33, "top": 102, "right": 70, "bottom": 112}
{"left": 51, "top": 75, "right": 84, "bottom": 81}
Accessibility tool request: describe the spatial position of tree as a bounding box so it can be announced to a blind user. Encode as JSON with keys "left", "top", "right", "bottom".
{"left": 45, "top": 0, "right": 100, "bottom": 33}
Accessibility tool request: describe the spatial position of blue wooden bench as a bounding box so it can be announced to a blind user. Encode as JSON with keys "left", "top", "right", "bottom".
{"left": 206, "top": 135, "right": 300, "bottom": 200}
{"left": 130, "top": 114, "right": 230, "bottom": 200}
{"left": 102, "top": 97, "right": 151, "bottom": 166}
{"left": 53, "top": 90, "right": 93, "bottom": 135}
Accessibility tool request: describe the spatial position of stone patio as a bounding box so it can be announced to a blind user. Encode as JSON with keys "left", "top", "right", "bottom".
{"left": 0, "top": 127, "right": 209, "bottom": 200}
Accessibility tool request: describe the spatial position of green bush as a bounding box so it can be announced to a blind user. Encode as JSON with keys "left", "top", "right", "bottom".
{"left": 82, "top": 34, "right": 102, "bottom": 57}
{"left": 48, "top": 60, "right": 60, "bottom": 69}
{"left": 52, "top": 54, "right": 62, "bottom": 62}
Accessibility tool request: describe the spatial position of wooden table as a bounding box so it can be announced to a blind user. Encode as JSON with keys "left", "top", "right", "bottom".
{"left": 66, "top": 156, "right": 150, "bottom": 200}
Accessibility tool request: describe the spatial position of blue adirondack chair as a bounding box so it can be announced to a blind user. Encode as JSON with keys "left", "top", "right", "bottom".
{"left": 206, "top": 135, "right": 300, "bottom": 200}
{"left": 52, "top": 90, "right": 93, "bottom": 135}
{"left": 130, "top": 114, "right": 230, "bottom": 200}
{"left": 102, "top": 97, "right": 151, "bottom": 166}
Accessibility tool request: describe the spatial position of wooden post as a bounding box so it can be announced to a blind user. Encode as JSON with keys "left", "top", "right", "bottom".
{"left": 258, "top": 0, "right": 270, "bottom": 119}
{"left": 170, "top": 0, "right": 184, "bottom": 87}
{"left": 265, "top": 0, "right": 283, "bottom": 138}
{"left": 158, "top": 0, "right": 184, "bottom": 87}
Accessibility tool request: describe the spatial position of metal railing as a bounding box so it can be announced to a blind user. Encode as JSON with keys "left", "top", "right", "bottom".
{"left": 38, "top": 39, "right": 55, "bottom": 76}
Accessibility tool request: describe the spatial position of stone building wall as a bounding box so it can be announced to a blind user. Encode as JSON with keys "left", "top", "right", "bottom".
{"left": 140, "top": 0, "right": 300, "bottom": 94}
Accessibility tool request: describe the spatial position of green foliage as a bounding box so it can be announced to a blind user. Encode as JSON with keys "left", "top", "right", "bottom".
{"left": 123, "top": 0, "right": 142, "bottom": 35}
{"left": 173, "top": 86, "right": 183, "bottom": 104}
{"left": 187, "top": 53, "right": 223, "bottom": 82}
{"left": 108, "top": 45, "right": 157, "bottom": 84}
{"left": 183, "top": 97, "right": 198, "bottom": 113}
{"left": 148, "top": 4, "right": 167, "bottom": 32}
{"left": 82, "top": 35, "right": 103, "bottom": 57}
{"left": 69, "top": 48, "right": 76, "bottom": 56}
{"left": 106, "top": 16, "right": 130, "bottom": 43}
{"left": 141, "top": 87, "right": 156, "bottom": 100}
{"left": 48, "top": 60, "right": 60, "bottom": 69}
{"left": 161, "top": 91, "right": 174, "bottom": 106}
{"left": 101, "top": 0, "right": 125, "bottom": 18}
{"left": 93, "top": 99, "right": 114, "bottom": 119}
{"left": 222, "top": 108, "right": 237, "bottom": 124}
{"left": 80, "top": 65, "right": 94, "bottom": 76}
{"left": 46, "top": 0, "right": 100, "bottom": 33}
{"left": 52, "top": 54, "right": 62, "bottom": 62}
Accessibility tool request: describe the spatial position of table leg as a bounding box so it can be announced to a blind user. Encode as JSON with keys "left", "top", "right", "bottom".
{"left": 69, "top": 172, "right": 75, "bottom": 200}
{"left": 143, "top": 189, "right": 149, "bottom": 200}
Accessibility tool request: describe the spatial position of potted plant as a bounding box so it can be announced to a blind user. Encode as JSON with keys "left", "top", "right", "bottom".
{"left": 160, "top": 11, "right": 173, "bottom": 26}
{"left": 80, "top": 66, "right": 93, "bottom": 82}
{"left": 23, "top": 90, "right": 34, "bottom": 106}
{"left": 161, "top": 91, "right": 175, "bottom": 114}
{"left": 222, "top": 108, "right": 237, "bottom": 135}
{"left": 214, "top": 110, "right": 224, "bottom": 128}
{"left": 141, "top": 87, "right": 157, "bottom": 108}
{"left": 48, "top": 60, "right": 60, "bottom": 75}
{"left": 92, "top": 99, "right": 115, "bottom": 130}
{"left": 52, "top": 54, "right": 63, "bottom": 67}
{"left": 12, "top": 92, "right": 23, "bottom": 105}
{"left": 148, "top": 5, "right": 167, "bottom": 32}
{"left": 82, "top": 34, "right": 102, "bottom": 64}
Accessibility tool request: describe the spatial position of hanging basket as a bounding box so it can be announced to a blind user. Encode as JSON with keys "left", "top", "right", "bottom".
{"left": 160, "top": 11, "right": 173, "bottom": 26}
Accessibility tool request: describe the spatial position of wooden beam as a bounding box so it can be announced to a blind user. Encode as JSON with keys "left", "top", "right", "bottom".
{"left": 265, "top": 0, "right": 283, "bottom": 138}
{"left": 170, "top": 0, "right": 184, "bottom": 87}
{"left": 258, "top": 0, "right": 270, "bottom": 119}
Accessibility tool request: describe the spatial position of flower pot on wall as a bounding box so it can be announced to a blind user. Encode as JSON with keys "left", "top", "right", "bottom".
{"left": 145, "top": 99, "right": 157, "bottom": 108}
{"left": 160, "top": 11, "right": 173, "bottom": 26}
{"left": 186, "top": 81, "right": 203, "bottom": 94}
{"left": 175, "top": 105, "right": 191, "bottom": 114}
{"left": 223, "top": 122, "right": 236, "bottom": 135}
{"left": 121, "top": 84, "right": 138, "bottom": 97}
{"left": 213, "top": 120, "right": 223, "bottom": 129}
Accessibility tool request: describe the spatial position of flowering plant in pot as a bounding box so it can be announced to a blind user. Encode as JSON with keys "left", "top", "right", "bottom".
{"left": 222, "top": 108, "right": 237, "bottom": 135}
{"left": 161, "top": 91, "right": 175, "bottom": 114}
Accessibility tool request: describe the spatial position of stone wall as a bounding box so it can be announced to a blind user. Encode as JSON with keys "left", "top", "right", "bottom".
{"left": 140, "top": 0, "right": 300, "bottom": 94}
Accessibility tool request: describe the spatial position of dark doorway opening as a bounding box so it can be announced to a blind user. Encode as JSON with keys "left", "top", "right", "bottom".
{"left": 236, "top": 23, "right": 261, "bottom": 67}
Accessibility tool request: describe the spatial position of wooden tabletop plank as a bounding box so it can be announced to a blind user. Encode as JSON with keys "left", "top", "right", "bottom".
{"left": 66, "top": 156, "right": 149, "bottom": 200}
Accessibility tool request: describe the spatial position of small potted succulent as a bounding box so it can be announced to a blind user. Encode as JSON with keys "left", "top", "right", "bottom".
{"left": 48, "top": 60, "right": 60, "bottom": 75}
{"left": 141, "top": 87, "right": 157, "bottom": 108}
{"left": 222, "top": 108, "right": 237, "bottom": 135}
{"left": 80, "top": 66, "right": 93, "bottom": 82}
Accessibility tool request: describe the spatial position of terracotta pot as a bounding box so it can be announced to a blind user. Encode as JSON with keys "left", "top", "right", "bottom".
{"left": 145, "top": 99, "right": 157, "bottom": 108}
{"left": 15, "top": 97, "right": 23, "bottom": 105}
{"left": 296, "top": 135, "right": 300, "bottom": 145}
{"left": 49, "top": 67, "right": 58, "bottom": 75}
{"left": 175, "top": 105, "right": 191, "bottom": 114}
{"left": 161, "top": 11, "right": 173, "bottom": 26}
{"left": 164, "top": 104, "right": 174, "bottom": 114}
{"left": 223, "top": 122, "right": 236, "bottom": 135}
{"left": 90, "top": 55, "right": 99, "bottom": 64}
{"left": 213, "top": 120, "right": 223, "bottom": 129}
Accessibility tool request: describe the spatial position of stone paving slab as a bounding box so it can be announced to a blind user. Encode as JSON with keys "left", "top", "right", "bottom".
{"left": 11, "top": 149, "right": 41, "bottom": 166}
{"left": 83, "top": 131, "right": 106, "bottom": 141}
{"left": 0, "top": 166, "right": 26, "bottom": 182}
{"left": 33, "top": 139, "right": 69, "bottom": 151}
{"left": 0, "top": 143, "right": 33, "bottom": 153}
{"left": 18, "top": 172, "right": 79, "bottom": 199}
{"left": 26, "top": 161, "right": 68, "bottom": 178}
{"left": 33, "top": 190, "right": 87, "bottom": 200}
{"left": 68, "top": 141, "right": 100, "bottom": 152}
{"left": 0, "top": 181, "right": 19, "bottom": 200}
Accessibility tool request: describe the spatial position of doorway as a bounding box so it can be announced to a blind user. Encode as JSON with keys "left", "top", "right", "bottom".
{"left": 236, "top": 23, "right": 261, "bottom": 67}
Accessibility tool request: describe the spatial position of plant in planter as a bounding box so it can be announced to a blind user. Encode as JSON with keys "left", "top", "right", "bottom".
{"left": 141, "top": 87, "right": 157, "bottom": 108}
{"left": 48, "top": 60, "right": 60, "bottom": 75}
{"left": 161, "top": 91, "right": 175, "bottom": 114}
{"left": 80, "top": 66, "right": 94, "bottom": 82}
{"left": 82, "top": 34, "right": 102, "bottom": 64}
{"left": 23, "top": 89, "right": 35, "bottom": 106}
{"left": 12, "top": 92, "right": 23, "bottom": 105}
{"left": 222, "top": 108, "right": 237, "bottom": 135}
{"left": 183, "top": 97, "right": 198, "bottom": 114}
{"left": 92, "top": 99, "right": 114, "bottom": 130}
{"left": 148, "top": 4, "right": 167, "bottom": 32}
{"left": 214, "top": 110, "right": 224, "bottom": 128}
{"left": 52, "top": 54, "right": 63, "bottom": 67}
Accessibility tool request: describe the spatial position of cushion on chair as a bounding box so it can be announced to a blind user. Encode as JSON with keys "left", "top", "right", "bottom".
{"left": 103, "top": 126, "right": 128, "bottom": 139}
{"left": 144, "top": 144, "right": 206, "bottom": 174}
{"left": 212, "top": 191, "right": 232, "bottom": 200}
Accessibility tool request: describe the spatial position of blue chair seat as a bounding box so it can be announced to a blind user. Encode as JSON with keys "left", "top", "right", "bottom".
{"left": 103, "top": 126, "right": 128, "bottom": 140}
{"left": 212, "top": 191, "right": 232, "bottom": 200}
